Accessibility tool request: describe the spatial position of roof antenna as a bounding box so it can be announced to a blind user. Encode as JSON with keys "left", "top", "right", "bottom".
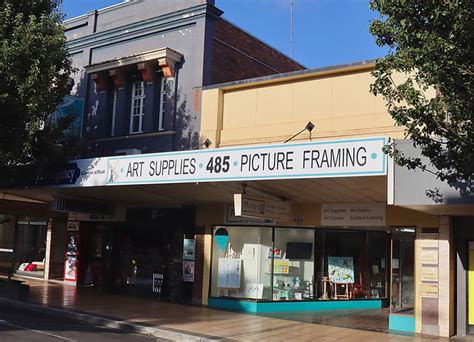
{"left": 290, "top": 0, "right": 294, "bottom": 57}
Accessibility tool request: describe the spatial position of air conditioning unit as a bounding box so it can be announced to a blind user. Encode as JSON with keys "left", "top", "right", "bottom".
{"left": 115, "top": 148, "right": 141, "bottom": 156}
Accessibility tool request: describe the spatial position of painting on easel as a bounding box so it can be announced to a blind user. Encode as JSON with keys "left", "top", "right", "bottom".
{"left": 328, "top": 256, "right": 355, "bottom": 283}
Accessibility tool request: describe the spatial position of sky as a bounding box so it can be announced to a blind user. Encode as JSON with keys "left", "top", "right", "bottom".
{"left": 61, "top": 0, "right": 387, "bottom": 68}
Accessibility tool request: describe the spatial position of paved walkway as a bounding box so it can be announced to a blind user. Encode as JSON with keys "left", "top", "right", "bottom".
{"left": 0, "top": 276, "right": 455, "bottom": 341}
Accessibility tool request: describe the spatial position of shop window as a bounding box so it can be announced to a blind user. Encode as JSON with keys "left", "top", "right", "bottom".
{"left": 0, "top": 214, "right": 15, "bottom": 274}
{"left": 14, "top": 217, "right": 48, "bottom": 279}
{"left": 391, "top": 227, "right": 415, "bottom": 313}
{"left": 211, "top": 226, "right": 272, "bottom": 300}
{"left": 210, "top": 226, "right": 389, "bottom": 302}
{"left": 129, "top": 81, "right": 145, "bottom": 134}
{"left": 273, "top": 228, "right": 315, "bottom": 300}
{"left": 319, "top": 230, "right": 388, "bottom": 300}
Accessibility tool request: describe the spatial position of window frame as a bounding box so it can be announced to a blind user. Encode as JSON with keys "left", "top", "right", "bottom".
{"left": 129, "top": 81, "right": 145, "bottom": 134}
{"left": 158, "top": 77, "right": 166, "bottom": 131}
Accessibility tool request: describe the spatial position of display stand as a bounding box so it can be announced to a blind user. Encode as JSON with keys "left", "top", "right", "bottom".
{"left": 331, "top": 282, "right": 353, "bottom": 299}
{"left": 321, "top": 276, "right": 331, "bottom": 300}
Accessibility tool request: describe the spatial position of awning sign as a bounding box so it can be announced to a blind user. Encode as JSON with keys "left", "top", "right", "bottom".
{"left": 53, "top": 137, "right": 387, "bottom": 188}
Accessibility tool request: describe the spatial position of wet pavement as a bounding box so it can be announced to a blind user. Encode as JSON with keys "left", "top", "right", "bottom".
{"left": 0, "top": 276, "right": 453, "bottom": 341}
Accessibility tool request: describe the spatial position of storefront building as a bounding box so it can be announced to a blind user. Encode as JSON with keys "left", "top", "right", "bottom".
{"left": 1, "top": 6, "right": 463, "bottom": 334}
{"left": 3, "top": 61, "right": 459, "bottom": 337}
{"left": 2, "top": 0, "right": 302, "bottom": 301}
{"left": 197, "top": 62, "right": 449, "bottom": 336}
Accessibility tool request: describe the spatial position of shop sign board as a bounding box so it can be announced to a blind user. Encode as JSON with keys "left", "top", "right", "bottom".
{"left": 421, "top": 283, "right": 439, "bottom": 298}
{"left": 321, "top": 203, "right": 386, "bottom": 227}
{"left": 421, "top": 267, "right": 439, "bottom": 282}
{"left": 50, "top": 137, "right": 387, "bottom": 188}
{"left": 420, "top": 250, "right": 438, "bottom": 264}
{"left": 420, "top": 233, "right": 439, "bottom": 248}
{"left": 234, "top": 194, "right": 291, "bottom": 221}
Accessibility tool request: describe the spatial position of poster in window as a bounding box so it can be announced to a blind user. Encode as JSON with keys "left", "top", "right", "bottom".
{"left": 328, "top": 256, "right": 355, "bottom": 283}
{"left": 64, "top": 255, "right": 77, "bottom": 281}
{"left": 217, "top": 258, "right": 241, "bottom": 289}
{"left": 182, "top": 261, "right": 195, "bottom": 282}
{"left": 183, "top": 239, "right": 196, "bottom": 261}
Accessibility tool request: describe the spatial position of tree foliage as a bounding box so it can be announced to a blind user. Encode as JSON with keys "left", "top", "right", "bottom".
{"left": 369, "top": 0, "right": 473, "bottom": 185}
{"left": 0, "top": 0, "right": 76, "bottom": 184}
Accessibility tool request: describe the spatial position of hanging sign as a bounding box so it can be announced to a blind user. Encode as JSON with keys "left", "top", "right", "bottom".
{"left": 321, "top": 203, "right": 386, "bottom": 227}
{"left": 234, "top": 194, "right": 291, "bottom": 221}
{"left": 51, "top": 137, "right": 387, "bottom": 188}
{"left": 225, "top": 204, "right": 275, "bottom": 225}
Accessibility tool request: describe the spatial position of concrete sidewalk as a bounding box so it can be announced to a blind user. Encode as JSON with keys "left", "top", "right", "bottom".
{"left": 0, "top": 276, "right": 453, "bottom": 341}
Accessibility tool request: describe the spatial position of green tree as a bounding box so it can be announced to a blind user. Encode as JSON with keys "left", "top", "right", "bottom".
{"left": 369, "top": 0, "right": 473, "bottom": 185}
{"left": 0, "top": 0, "right": 76, "bottom": 185}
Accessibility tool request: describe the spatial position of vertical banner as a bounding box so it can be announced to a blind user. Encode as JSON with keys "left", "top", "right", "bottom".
{"left": 64, "top": 222, "right": 79, "bottom": 282}
{"left": 182, "top": 261, "right": 195, "bottom": 282}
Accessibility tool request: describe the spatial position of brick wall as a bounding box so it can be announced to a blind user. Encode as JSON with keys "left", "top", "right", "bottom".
{"left": 192, "top": 226, "right": 205, "bottom": 303}
{"left": 211, "top": 19, "right": 304, "bottom": 85}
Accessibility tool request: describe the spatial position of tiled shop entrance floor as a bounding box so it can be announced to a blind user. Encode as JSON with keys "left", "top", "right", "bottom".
{"left": 260, "top": 308, "right": 389, "bottom": 333}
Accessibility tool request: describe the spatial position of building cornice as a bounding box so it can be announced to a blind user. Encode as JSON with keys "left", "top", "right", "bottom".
{"left": 66, "top": 3, "right": 221, "bottom": 53}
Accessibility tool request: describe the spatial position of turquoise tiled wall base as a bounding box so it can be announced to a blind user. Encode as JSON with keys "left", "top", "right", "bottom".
{"left": 388, "top": 314, "right": 415, "bottom": 333}
{"left": 208, "top": 298, "right": 383, "bottom": 313}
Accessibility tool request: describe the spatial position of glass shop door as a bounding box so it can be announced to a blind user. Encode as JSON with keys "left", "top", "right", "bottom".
{"left": 391, "top": 228, "right": 415, "bottom": 314}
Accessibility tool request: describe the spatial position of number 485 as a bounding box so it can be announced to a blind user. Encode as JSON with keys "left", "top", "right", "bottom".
{"left": 206, "top": 156, "right": 230, "bottom": 173}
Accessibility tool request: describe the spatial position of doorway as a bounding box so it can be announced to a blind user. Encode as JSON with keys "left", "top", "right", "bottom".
{"left": 391, "top": 228, "right": 415, "bottom": 314}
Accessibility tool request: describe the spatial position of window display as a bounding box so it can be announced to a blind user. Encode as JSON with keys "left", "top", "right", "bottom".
{"left": 15, "top": 217, "right": 48, "bottom": 279}
{"left": 273, "top": 228, "right": 314, "bottom": 301}
{"left": 211, "top": 226, "right": 272, "bottom": 300}
{"left": 210, "top": 225, "right": 389, "bottom": 302}
{"left": 317, "top": 230, "right": 388, "bottom": 300}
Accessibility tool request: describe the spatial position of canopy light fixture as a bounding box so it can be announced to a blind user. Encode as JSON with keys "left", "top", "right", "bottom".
{"left": 284, "top": 121, "right": 315, "bottom": 143}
